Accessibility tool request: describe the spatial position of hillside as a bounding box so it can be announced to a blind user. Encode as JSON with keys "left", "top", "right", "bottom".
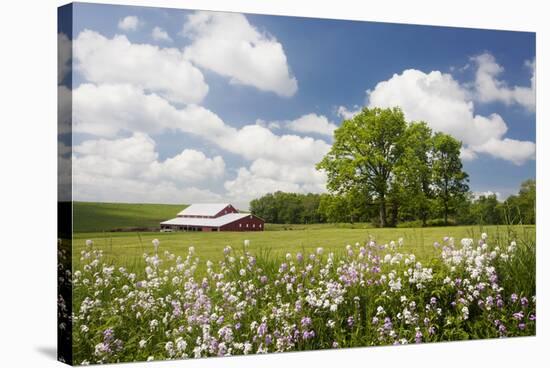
{"left": 73, "top": 202, "right": 186, "bottom": 233}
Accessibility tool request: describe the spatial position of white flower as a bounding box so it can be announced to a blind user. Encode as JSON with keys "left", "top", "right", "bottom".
{"left": 152, "top": 239, "right": 160, "bottom": 253}
{"left": 316, "top": 247, "right": 324, "bottom": 255}
{"left": 139, "top": 339, "right": 147, "bottom": 349}
{"left": 481, "top": 232, "right": 488, "bottom": 240}
{"left": 85, "top": 239, "right": 93, "bottom": 247}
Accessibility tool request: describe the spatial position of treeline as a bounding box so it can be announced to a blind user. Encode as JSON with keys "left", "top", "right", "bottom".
{"left": 249, "top": 179, "right": 535, "bottom": 226}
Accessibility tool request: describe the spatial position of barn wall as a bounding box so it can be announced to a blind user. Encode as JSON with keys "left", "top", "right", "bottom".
{"left": 220, "top": 215, "right": 265, "bottom": 231}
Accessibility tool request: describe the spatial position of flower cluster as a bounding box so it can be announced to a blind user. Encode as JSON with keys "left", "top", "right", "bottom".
{"left": 72, "top": 235, "right": 536, "bottom": 364}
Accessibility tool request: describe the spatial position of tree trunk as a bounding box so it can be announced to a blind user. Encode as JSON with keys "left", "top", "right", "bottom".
{"left": 379, "top": 195, "right": 387, "bottom": 227}
{"left": 444, "top": 202, "right": 448, "bottom": 225}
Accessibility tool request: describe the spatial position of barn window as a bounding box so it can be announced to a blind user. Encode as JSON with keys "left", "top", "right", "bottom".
{"left": 259, "top": 224, "right": 262, "bottom": 228}
{"left": 246, "top": 224, "right": 249, "bottom": 228}
{"left": 239, "top": 223, "right": 242, "bottom": 228}
{"left": 253, "top": 224, "right": 255, "bottom": 228}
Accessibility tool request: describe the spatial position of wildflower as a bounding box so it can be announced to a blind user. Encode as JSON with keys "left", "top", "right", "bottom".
{"left": 461, "top": 306, "right": 469, "bottom": 320}
{"left": 138, "top": 340, "right": 147, "bottom": 349}
{"left": 415, "top": 330, "right": 423, "bottom": 343}
{"left": 296, "top": 252, "right": 303, "bottom": 263}
{"left": 520, "top": 297, "right": 529, "bottom": 306}
{"left": 301, "top": 316, "right": 312, "bottom": 328}
{"left": 511, "top": 293, "right": 518, "bottom": 303}
{"left": 85, "top": 239, "right": 93, "bottom": 248}
{"left": 316, "top": 247, "right": 324, "bottom": 255}
{"left": 244, "top": 239, "right": 250, "bottom": 247}
{"left": 152, "top": 239, "right": 159, "bottom": 253}
{"left": 512, "top": 311, "right": 524, "bottom": 320}
{"left": 481, "top": 232, "right": 488, "bottom": 240}
{"left": 347, "top": 316, "right": 355, "bottom": 328}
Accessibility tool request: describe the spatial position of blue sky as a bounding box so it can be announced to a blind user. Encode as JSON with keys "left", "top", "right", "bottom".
{"left": 60, "top": 2, "right": 536, "bottom": 208}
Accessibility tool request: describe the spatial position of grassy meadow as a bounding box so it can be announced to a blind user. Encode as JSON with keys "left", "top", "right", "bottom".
{"left": 73, "top": 202, "right": 186, "bottom": 232}
{"left": 73, "top": 225, "right": 534, "bottom": 276}
{"left": 67, "top": 202, "right": 536, "bottom": 363}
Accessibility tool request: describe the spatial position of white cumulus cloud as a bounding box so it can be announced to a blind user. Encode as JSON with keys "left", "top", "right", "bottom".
{"left": 118, "top": 16, "right": 140, "bottom": 31}
{"left": 74, "top": 30, "right": 208, "bottom": 104}
{"left": 286, "top": 113, "right": 337, "bottom": 137}
{"left": 366, "top": 67, "right": 535, "bottom": 165}
{"left": 472, "top": 53, "right": 535, "bottom": 112}
{"left": 182, "top": 11, "right": 298, "bottom": 97}
{"left": 224, "top": 158, "right": 327, "bottom": 206}
{"left": 73, "top": 83, "right": 330, "bottom": 165}
{"left": 152, "top": 26, "right": 172, "bottom": 42}
{"left": 73, "top": 133, "right": 225, "bottom": 203}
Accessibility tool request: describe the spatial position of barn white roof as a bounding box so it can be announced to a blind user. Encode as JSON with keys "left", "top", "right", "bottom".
{"left": 162, "top": 213, "right": 253, "bottom": 227}
{"left": 177, "top": 203, "right": 232, "bottom": 217}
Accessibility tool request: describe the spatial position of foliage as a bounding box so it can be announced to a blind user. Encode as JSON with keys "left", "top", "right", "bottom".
{"left": 317, "top": 107, "right": 408, "bottom": 227}
{"left": 316, "top": 107, "right": 469, "bottom": 227}
{"left": 431, "top": 133, "right": 469, "bottom": 225}
{"left": 250, "top": 192, "right": 323, "bottom": 224}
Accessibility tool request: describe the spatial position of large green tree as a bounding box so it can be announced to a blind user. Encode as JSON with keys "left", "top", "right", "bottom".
{"left": 316, "top": 107, "right": 407, "bottom": 227}
{"left": 394, "top": 122, "right": 434, "bottom": 226}
{"left": 431, "top": 133, "right": 469, "bottom": 225}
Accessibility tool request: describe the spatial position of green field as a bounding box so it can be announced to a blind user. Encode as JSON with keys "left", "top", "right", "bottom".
{"left": 73, "top": 202, "right": 186, "bottom": 232}
{"left": 73, "top": 224, "right": 535, "bottom": 275}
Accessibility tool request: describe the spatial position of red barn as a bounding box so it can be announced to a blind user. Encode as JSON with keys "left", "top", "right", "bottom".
{"left": 160, "top": 203, "right": 265, "bottom": 232}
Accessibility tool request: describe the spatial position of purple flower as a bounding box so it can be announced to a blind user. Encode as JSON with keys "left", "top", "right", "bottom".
{"left": 332, "top": 341, "right": 339, "bottom": 348}
{"left": 415, "top": 330, "right": 423, "bottom": 343}
{"left": 512, "top": 311, "right": 524, "bottom": 320}
{"left": 518, "top": 323, "right": 526, "bottom": 330}
{"left": 496, "top": 298, "right": 504, "bottom": 308}
{"left": 430, "top": 297, "right": 437, "bottom": 305}
{"left": 428, "top": 326, "right": 436, "bottom": 335}
{"left": 265, "top": 335, "right": 272, "bottom": 345}
{"left": 301, "top": 316, "right": 312, "bottom": 328}
{"left": 529, "top": 314, "right": 536, "bottom": 321}
{"left": 520, "top": 297, "right": 529, "bottom": 306}
{"left": 296, "top": 253, "right": 303, "bottom": 263}
{"left": 383, "top": 317, "right": 392, "bottom": 330}
{"left": 257, "top": 322, "right": 267, "bottom": 337}
{"left": 511, "top": 293, "right": 518, "bottom": 303}
{"left": 260, "top": 275, "right": 268, "bottom": 284}
{"left": 347, "top": 316, "right": 355, "bottom": 328}
{"left": 103, "top": 328, "right": 114, "bottom": 343}
{"left": 235, "top": 322, "right": 241, "bottom": 330}
{"left": 302, "top": 330, "right": 315, "bottom": 340}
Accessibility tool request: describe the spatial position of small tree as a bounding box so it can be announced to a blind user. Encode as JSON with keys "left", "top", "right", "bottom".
{"left": 431, "top": 133, "right": 469, "bottom": 225}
